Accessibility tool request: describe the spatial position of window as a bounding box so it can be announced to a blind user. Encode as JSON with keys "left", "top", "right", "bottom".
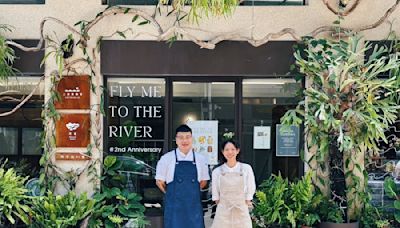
{"left": 102, "top": 0, "right": 306, "bottom": 6}
{"left": 0, "top": 76, "right": 44, "bottom": 169}
{"left": 242, "top": 78, "right": 302, "bottom": 183}
{"left": 0, "top": 128, "right": 18, "bottom": 155}
{"left": 106, "top": 77, "right": 166, "bottom": 166}
{"left": 0, "top": 0, "right": 44, "bottom": 4}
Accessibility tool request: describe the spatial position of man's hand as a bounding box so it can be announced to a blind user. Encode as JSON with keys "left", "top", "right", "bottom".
{"left": 156, "top": 180, "right": 166, "bottom": 193}
{"left": 200, "top": 180, "right": 207, "bottom": 189}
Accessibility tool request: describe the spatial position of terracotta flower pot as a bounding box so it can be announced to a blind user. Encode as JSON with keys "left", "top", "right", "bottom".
{"left": 319, "top": 221, "right": 359, "bottom": 228}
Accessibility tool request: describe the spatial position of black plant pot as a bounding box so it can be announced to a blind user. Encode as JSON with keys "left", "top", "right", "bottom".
{"left": 319, "top": 221, "right": 359, "bottom": 228}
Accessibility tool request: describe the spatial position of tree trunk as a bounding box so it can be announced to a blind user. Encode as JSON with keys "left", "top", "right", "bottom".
{"left": 329, "top": 141, "right": 347, "bottom": 220}
{"left": 344, "top": 146, "right": 365, "bottom": 221}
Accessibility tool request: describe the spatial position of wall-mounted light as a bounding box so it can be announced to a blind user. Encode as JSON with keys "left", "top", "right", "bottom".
{"left": 184, "top": 113, "right": 197, "bottom": 123}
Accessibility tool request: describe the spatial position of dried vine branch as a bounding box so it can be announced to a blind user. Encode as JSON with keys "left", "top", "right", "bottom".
{"left": 6, "top": 17, "right": 80, "bottom": 52}
{"left": 356, "top": 0, "right": 400, "bottom": 32}
{"left": 0, "top": 90, "right": 20, "bottom": 96}
{"left": 84, "top": 6, "right": 163, "bottom": 36}
{"left": 0, "top": 96, "right": 24, "bottom": 102}
{"left": 0, "top": 76, "right": 44, "bottom": 117}
{"left": 5, "top": 0, "right": 400, "bottom": 53}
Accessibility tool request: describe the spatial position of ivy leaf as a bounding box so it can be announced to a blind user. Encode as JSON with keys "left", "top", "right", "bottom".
{"left": 117, "top": 31, "right": 126, "bottom": 39}
{"left": 104, "top": 156, "right": 117, "bottom": 168}
{"left": 384, "top": 177, "right": 398, "bottom": 199}
{"left": 138, "top": 20, "right": 150, "bottom": 26}
{"left": 101, "top": 206, "right": 115, "bottom": 218}
{"left": 131, "top": 15, "right": 139, "bottom": 23}
{"left": 395, "top": 211, "right": 400, "bottom": 223}
{"left": 394, "top": 200, "right": 400, "bottom": 210}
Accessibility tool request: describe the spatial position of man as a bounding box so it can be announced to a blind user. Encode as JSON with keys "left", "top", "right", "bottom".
{"left": 155, "top": 124, "right": 209, "bottom": 228}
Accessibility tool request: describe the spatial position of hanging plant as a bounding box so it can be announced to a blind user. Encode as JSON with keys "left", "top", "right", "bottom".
{"left": 158, "top": 0, "right": 239, "bottom": 22}
{"left": 0, "top": 25, "right": 17, "bottom": 81}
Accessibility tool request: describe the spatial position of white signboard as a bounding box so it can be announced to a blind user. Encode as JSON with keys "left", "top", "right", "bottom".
{"left": 187, "top": 120, "right": 218, "bottom": 165}
{"left": 253, "top": 126, "right": 271, "bottom": 149}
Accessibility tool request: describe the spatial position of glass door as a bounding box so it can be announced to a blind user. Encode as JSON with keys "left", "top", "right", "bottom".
{"left": 171, "top": 80, "right": 236, "bottom": 165}
{"left": 242, "top": 78, "right": 302, "bottom": 184}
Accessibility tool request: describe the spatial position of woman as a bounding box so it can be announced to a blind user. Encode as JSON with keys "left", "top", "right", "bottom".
{"left": 211, "top": 140, "right": 256, "bottom": 228}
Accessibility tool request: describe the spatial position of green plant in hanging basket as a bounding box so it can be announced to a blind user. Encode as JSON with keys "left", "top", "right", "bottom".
{"left": 158, "top": 0, "right": 239, "bottom": 22}
{"left": 281, "top": 35, "right": 400, "bottom": 221}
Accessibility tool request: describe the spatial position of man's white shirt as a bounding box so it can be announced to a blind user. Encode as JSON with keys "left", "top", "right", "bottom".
{"left": 155, "top": 148, "right": 210, "bottom": 184}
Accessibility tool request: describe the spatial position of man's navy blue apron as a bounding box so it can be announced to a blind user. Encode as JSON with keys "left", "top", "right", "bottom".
{"left": 164, "top": 149, "right": 204, "bottom": 228}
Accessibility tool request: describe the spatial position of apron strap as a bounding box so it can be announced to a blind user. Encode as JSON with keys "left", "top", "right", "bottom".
{"left": 174, "top": 149, "right": 178, "bottom": 164}
{"left": 174, "top": 149, "right": 196, "bottom": 164}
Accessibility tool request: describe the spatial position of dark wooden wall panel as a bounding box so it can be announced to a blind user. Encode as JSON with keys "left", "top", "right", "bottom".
{"left": 101, "top": 41, "right": 296, "bottom": 76}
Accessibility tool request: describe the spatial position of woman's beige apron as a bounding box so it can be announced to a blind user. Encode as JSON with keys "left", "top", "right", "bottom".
{"left": 211, "top": 164, "right": 252, "bottom": 228}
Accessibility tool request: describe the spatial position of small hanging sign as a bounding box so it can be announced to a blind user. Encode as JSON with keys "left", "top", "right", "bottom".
{"left": 55, "top": 152, "right": 91, "bottom": 161}
{"left": 54, "top": 75, "right": 90, "bottom": 109}
{"left": 56, "top": 114, "right": 90, "bottom": 147}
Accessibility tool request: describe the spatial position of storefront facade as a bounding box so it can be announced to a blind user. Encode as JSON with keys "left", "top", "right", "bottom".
{"left": 1, "top": 0, "right": 399, "bottom": 201}
{"left": 102, "top": 41, "right": 303, "bottom": 190}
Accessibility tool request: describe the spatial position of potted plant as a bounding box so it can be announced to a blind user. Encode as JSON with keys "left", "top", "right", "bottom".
{"left": 289, "top": 172, "right": 321, "bottom": 228}
{"left": 281, "top": 34, "right": 400, "bottom": 227}
{"left": 252, "top": 172, "right": 323, "bottom": 228}
{"left": 252, "top": 174, "right": 291, "bottom": 228}
{"left": 29, "top": 191, "right": 95, "bottom": 228}
{"left": 86, "top": 156, "right": 148, "bottom": 228}
{"left": 0, "top": 162, "right": 30, "bottom": 227}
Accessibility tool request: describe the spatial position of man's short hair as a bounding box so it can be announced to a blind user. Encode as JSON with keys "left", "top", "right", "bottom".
{"left": 175, "top": 124, "right": 192, "bottom": 135}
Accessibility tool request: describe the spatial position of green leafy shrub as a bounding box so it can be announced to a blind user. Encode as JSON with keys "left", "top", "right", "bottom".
{"left": 29, "top": 191, "right": 94, "bottom": 228}
{"left": 252, "top": 174, "right": 289, "bottom": 227}
{"left": 252, "top": 173, "right": 322, "bottom": 228}
{"left": 0, "top": 164, "right": 30, "bottom": 225}
{"left": 101, "top": 156, "right": 127, "bottom": 189}
{"left": 384, "top": 177, "right": 400, "bottom": 223}
{"left": 0, "top": 157, "right": 40, "bottom": 178}
{"left": 290, "top": 172, "right": 322, "bottom": 227}
{"left": 89, "top": 187, "right": 147, "bottom": 228}
{"left": 318, "top": 198, "right": 345, "bottom": 224}
{"left": 88, "top": 155, "right": 147, "bottom": 228}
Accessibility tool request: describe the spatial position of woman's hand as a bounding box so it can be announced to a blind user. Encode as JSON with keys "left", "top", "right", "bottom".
{"left": 214, "top": 200, "right": 220, "bottom": 205}
{"left": 245, "top": 200, "right": 253, "bottom": 209}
